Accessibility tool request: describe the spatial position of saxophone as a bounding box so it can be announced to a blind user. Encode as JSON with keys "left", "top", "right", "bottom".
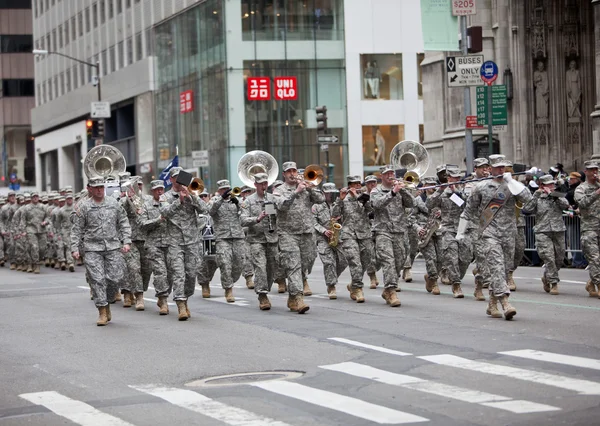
{"left": 328, "top": 218, "right": 342, "bottom": 248}
{"left": 418, "top": 207, "right": 441, "bottom": 249}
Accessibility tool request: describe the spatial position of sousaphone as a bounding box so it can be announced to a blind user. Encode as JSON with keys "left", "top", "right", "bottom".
{"left": 83, "top": 145, "right": 127, "bottom": 180}
{"left": 389, "top": 140, "right": 430, "bottom": 187}
{"left": 237, "top": 150, "right": 279, "bottom": 186}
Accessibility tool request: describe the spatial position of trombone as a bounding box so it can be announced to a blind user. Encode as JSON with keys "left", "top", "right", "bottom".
{"left": 188, "top": 177, "right": 205, "bottom": 196}
{"left": 418, "top": 171, "right": 529, "bottom": 191}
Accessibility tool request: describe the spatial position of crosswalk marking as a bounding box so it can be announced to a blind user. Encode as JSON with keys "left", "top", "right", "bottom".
{"left": 499, "top": 349, "right": 600, "bottom": 371}
{"left": 419, "top": 354, "right": 600, "bottom": 395}
{"left": 19, "top": 391, "right": 134, "bottom": 426}
{"left": 321, "top": 362, "right": 559, "bottom": 414}
{"left": 131, "top": 385, "right": 290, "bottom": 426}
{"left": 252, "top": 380, "right": 429, "bottom": 424}
{"left": 328, "top": 338, "right": 413, "bottom": 356}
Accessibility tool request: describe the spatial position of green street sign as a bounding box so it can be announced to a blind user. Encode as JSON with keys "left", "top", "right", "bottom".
{"left": 476, "top": 84, "right": 508, "bottom": 126}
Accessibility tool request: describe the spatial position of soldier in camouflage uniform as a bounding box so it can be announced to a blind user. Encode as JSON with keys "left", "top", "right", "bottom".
{"left": 71, "top": 177, "right": 131, "bottom": 326}
{"left": 50, "top": 195, "right": 65, "bottom": 269}
{"left": 574, "top": 160, "right": 600, "bottom": 298}
{"left": 312, "top": 183, "right": 348, "bottom": 300}
{"left": 240, "top": 173, "right": 280, "bottom": 310}
{"left": 0, "top": 197, "right": 4, "bottom": 265}
{"left": 402, "top": 203, "right": 419, "bottom": 283}
{"left": 12, "top": 195, "right": 27, "bottom": 271}
{"left": 0, "top": 191, "right": 17, "bottom": 269}
{"left": 196, "top": 192, "right": 218, "bottom": 299}
{"left": 507, "top": 167, "right": 526, "bottom": 291}
{"left": 270, "top": 180, "right": 288, "bottom": 294}
{"left": 459, "top": 155, "right": 532, "bottom": 320}
{"left": 56, "top": 194, "right": 75, "bottom": 271}
{"left": 336, "top": 175, "right": 373, "bottom": 301}
{"left": 160, "top": 167, "right": 208, "bottom": 320}
{"left": 523, "top": 174, "right": 569, "bottom": 295}
{"left": 138, "top": 180, "right": 171, "bottom": 315}
{"left": 370, "top": 165, "right": 414, "bottom": 307}
{"left": 204, "top": 179, "right": 246, "bottom": 303}
{"left": 274, "top": 161, "right": 325, "bottom": 313}
{"left": 363, "top": 175, "right": 380, "bottom": 288}
{"left": 240, "top": 186, "right": 255, "bottom": 289}
{"left": 19, "top": 192, "right": 49, "bottom": 274}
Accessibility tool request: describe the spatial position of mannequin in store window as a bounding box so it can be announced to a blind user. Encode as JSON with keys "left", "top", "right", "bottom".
{"left": 374, "top": 128, "right": 386, "bottom": 165}
{"left": 364, "top": 61, "right": 381, "bottom": 99}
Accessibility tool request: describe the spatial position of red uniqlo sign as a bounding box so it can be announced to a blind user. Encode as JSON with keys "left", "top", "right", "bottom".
{"left": 180, "top": 90, "right": 194, "bottom": 113}
{"left": 274, "top": 77, "right": 298, "bottom": 100}
{"left": 466, "top": 115, "right": 483, "bottom": 129}
{"left": 247, "top": 77, "right": 271, "bottom": 101}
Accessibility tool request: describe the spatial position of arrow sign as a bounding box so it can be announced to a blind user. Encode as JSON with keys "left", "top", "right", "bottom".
{"left": 317, "top": 134, "right": 339, "bottom": 144}
{"left": 450, "top": 75, "right": 458, "bottom": 83}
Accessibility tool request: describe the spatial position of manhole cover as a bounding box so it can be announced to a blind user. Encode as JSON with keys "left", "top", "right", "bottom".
{"left": 185, "top": 371, "right": 304, "bottom": 388}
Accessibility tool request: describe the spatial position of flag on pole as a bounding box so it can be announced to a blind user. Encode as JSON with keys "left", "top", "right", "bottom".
{"left": 159, "top": 155, "right": 178, "bottom": 187}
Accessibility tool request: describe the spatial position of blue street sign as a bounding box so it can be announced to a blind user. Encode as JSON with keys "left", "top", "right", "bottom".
{"left": 480, "top": 60, "right": 498, "bottom": 84}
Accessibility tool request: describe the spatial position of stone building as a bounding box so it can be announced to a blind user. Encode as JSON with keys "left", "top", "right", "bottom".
{"left": 421, "top": 0, "right": 597, "bottom": 173}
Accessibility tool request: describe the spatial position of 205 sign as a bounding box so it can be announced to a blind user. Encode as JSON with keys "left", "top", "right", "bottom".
{"left": 452, "top": 0, "right": 476, "bottom": 16}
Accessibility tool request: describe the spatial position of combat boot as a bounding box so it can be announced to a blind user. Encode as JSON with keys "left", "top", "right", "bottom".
{"left": 16, "top": 264, "right": 22, "bottom": 271}
{"left": 347, "top": 284, "right": 356, "bottom": 301}
{"left": 425, "top": 274, "right": 433, "bottom": 293}
{"left": 68, "top": 263, "right": 75, "bottom": 272}
{"left": 0, "top": 259, "right": 4, "bottom": 267}
{"left": 585, "top": 280, "right": 598, "bottom": 297}
{"left": 44, "top": 258, "right": 50, "bottom": 267}
{"left": 499, "top": 294, "right": 517, "bottom": 320}
{"left": 134, "top": 292, "right": 145, "bottom": 311}
{"left": 122, "top": 291, "right": 133, "bottom": 308}
{"left": 402, "top": 268, "right": 413, "bottom": 282}
{"left": 201, "top": 284, "right": 211, "bottom": 298}
{"left": 114, "top": 291, "right": 122, "bottom": 302}
{"left": 507, "top": 271, "right": 517, "bottom": 291}
{"left": 157, "top": 296, "right": 169, "bottom": 315}
{"left": 440, "top": 270, "right": 450, "bottom": 285}
{"left": 225, "top": 288, "right": 235, "bottom": 303}
{"left": 303, "top": 279, "right": 312, "bottom": 296}
{"left": 26, "top": 264, "right": 33, "bottom": 273}
{"left": 96, "top": 306, "right": 108, "bottom": 326}
{"left": 33, "top": 264, "right": 40, "bottom": 274}
{"left": 185, "top": 301, "right": 191, "bottom": 318}
{"left": 473, "top": 281, "right": 486, "bottom": 301}
{"left": 327, "top": 285, "right": 337, "bottom": 300}
{"left": 294, "top": 294, "right": 310, "bottom": 314}
{"left": 368, "top": 271, "right": 379, "bottom": 289}
{"left": 10, "top": 263, "right": 16, "bottom": 270}
{"left": 550, "top": 284, "right": 559, "bottom": 295}
{"left": 277, "top": 279, "right": 287, "bottom": 293}
{"left": 486, "top": 294, "right": 503, "bottom": 318}
{"left": 106, "top": 304, "right": 111, "bottom": 322}
{"left": 60, "top": 262, "right": 66, "bottom": 271}
{"left": 542, "top": 274, "right": 551, "bottom": 293}
{"left": 452, "top": 283, "right": 464, "bottom": 298}
{"left": 258, "top": 294, "right": 271, "bottom": 310}
{"left": 381, "top": 288, "right": 401, "bottom": 307}
{"left": 287, "top": 295, "right": 297, "bottom": 312}
{"left": 176, "top": 300, "right": 189, "bottom": 321}
{"left": 245, "top": 275, "right": 255, "bottom": 289}
{"left": 431, "top": 280, "right": 441, "bottom": 295}
{"left": 53, "top": 262, "right": 60, "bottom": 270}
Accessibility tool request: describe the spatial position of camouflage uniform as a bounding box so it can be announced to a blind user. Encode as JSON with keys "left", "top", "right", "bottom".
{"left": 370, "top": 183, "right": 414, "bottom": 289}
{"left": 196, "top": 214, "right": 219, "bottom": 290}
{"left": 160, "top": 189, "right": 207, "bottom": 301}
{"left": 0, "top": 198, "right": 18, "bottom": 266}
{"left": 19, "top": 200, "right": 49, "bottom": 268}
{"left": 274, "top": 181, "right": 325, "bottom": 296}
{"left": 240, "top": 192, "right": 280, "bottom": 295}
{"left": 574, "top": 175, "right": 600, "bottom": 295}
{"left": 335, "top": 190, "right": 373, "bottom": 288}
{"left": 523, "top": 189, "right": 569, "bottom": 290}
{"left": 11, "top": 203, "right": 26, "bottom": 268}
{"left": 312, "top": 201, "right": 348, "bottom": 288}
{"left": 412, "top": 195, "right": 443, "bottom": 283}
{"left": 56, "top": 202, "right": 75, "bottom": 267}
{"left": 120, "top": 197, "right": 144, "bottom": 294}
{"left": 138, "top": 196, "right": 170, "bottom": 297}
{"left": 71, "top": 196, "right": 131, "bottom": 307}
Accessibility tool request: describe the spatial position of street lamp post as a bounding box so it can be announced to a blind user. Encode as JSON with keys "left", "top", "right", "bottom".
{"left": 32, "top": 49, "right": 101, "bottom": 102}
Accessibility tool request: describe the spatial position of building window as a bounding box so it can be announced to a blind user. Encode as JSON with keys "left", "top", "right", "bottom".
{"left": 39, "top": 0, "right": 43, "bottom": 13}
{"left": 58, "top": 24, "right": 63, "bottom": 48}
{"left": 64, "top": 21, "right": 69, "bottom": 45}
{"left": 108, "top": 0, "right": 113, "bottom": 18}
{"left": 71, "top": 16, "right": 76, "bottom": 40}
{"left": 1, "top": 79, "right": 35, "bottom": 97}
{"left": 0, "top": 0, "right": 32, "bottom": 8}
{"left": 78, "top": 12, "right": 83, "bottom": 37}
{"left": 135, "top": 31, "right": 142, "bottom": 61}
{"left": 93, "top": 2, "right": 98, "bottom": 28}
{"left": 100, "top": 0, "right": 105, "bottom": 24}
{"left": 126, "top": 0, "right": 130, "bottom": 8}
{"left": 117, "top": 0, "right": 122, "bottom": 14}
{"left": 360, "top": 54, "right": 403, "bottom": 100}
{"left": 42, "top": 81, "right": 46, "bottom": 102}
{"left": 59, "top": 72, "right": 64, "bottom": 95}
{"left": 117, "top": 41, "right": 123, "bottom": 69}
{"left": 80, "top": 63, "right": 85, "bottom": 85}
{"left": 101, "top": 50, "right": 107, "bottom": 75}
{"left": 417, "top": 53, "right": 425, "bottom": 100}
{"left": 109, "top": 45, "right": 115, "bottom": 72}
{"left": 362, "top": 125, "right": 405, "bottom": 169}
{"left": 85, "top": 7, "right": 90, "bottom": 33}
{"left": 51, "top": 29, "right": 56, "bottom": 51}
{"left": 45, "top": 34, "right": 50, "bottom": 52}
{"left": 126, "top": 36, "right": 132, "bottom": 65}
{"left": 53, "top": 76, "right": 58, "bottom": 98}
{"left": 0, "top": 35, "right": 33, "bottom": 53}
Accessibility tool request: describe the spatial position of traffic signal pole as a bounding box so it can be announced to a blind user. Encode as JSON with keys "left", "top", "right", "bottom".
{"left": 461, "top": 15, "right": 474, "bottom": 173}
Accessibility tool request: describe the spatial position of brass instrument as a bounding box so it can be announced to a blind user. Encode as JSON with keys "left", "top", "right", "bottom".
{"left": 515, "top": 200, "right": 524, "bottom": 220}
{"left": 328, "top": 218, "right": 342, "bottom": 247}
{"left": 418, "top": 208, "right": 441, "bottom": 249}
{"left": 120, "top": 176, "right": 144, "bottom": 211}
{"left": 188, "top": 177, "right": 205, "bottom": 195}
{"left": 389, "top": 140, "right": 430, "bottom": 187}
{"left": 83, "top": 145, "right": 126, "bottom": 181}
{"left": 420, "top": 172, "right": 529, "bottom": 191}
{"left": 237, "top": 150, "right": 279, "bottom": 187}
{"left": 303, "top": 164, "right": 324, "bottom": 186}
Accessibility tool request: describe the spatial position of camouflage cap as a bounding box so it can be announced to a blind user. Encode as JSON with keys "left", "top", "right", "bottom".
{"left": 31, "top": 191, "right": 39, "bottom": 197}
{"left": 473, "top": 158, "right": 490, "bottom": 168}
{"left": 322, "top": 182, "right": 338, "bottom": 193}
{"left": 282, "top": 161, "right": 297, "bottom": 172}
{"left": 169, "top": 167, "right": 182, "bottom": 177}
{"left": 7, "top": 190, "right": 15, "bottom": 196}
{"left": 380, "top": 165, "right": 394, "bottom": 174}
{"left": 446, "top": 167, "right": 462, "bottom": 178}
{"left": 584, "top": 160, "right": 599, "bottom": 169}
{"left": 272, "top": 180, "right": 284, "bottom": 188}
{"left": 217, "top": 179, "right": 231, "bottom": 190}
{"left": 88, "top": 177, "right": 105, "bottom": 187}
{"left": 488, "top": 154, "right": 511, "bottom": 167}
{"left": 65, "top": 193, "right": 74, "bottom": 199}
{"left": 253, "top": 172, "right": 269, "bottom": 184}
{"left": 538, "top": 174, "right": 556, "bottom": 185}
{"left": 150, "top": 179, "right": 165, "bottom": 190}
{"left": 346, "top": 175, "right": 362, "bottom": 183}
{"left": 364, "top": 175, "right": 378, "bottom": 183}
{"left": 241, "top": 185, "right": 252, "bottom": 193}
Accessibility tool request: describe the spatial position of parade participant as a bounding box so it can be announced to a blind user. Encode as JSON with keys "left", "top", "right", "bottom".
{"left": 313, "top": 182, "right": 348, "bottom": 300}
{"left": 336, "top": 175, "right": 373, "bottom": 301}
{"left": 240, "top": 173, "right": 280, "bottom": 310}
{"left": 363, "top": 175, "right": 380, "bottom": 288}
{"left": 56, "top": 195, "right": 76, "bottom": 271}
{"left": 523, "top": 174, "right": 569, "bottom": 295}
{"left": 459, "top": 155, "right": 532, "bottom": 320}
{"left": 19, "top": 192, "right": 49, "bottom": 274}
{"left": 0, "top": 191, "right": 17, "bottom": 269}
{"left": 370, "top": 165, "right": 414, "bottom": 307}
{"left": 71, "top": 177, "right": 131, "bottom": 326}
{"left": 274, "top": 161, "right": 325, "bottom": 313}
{"left": 240, "top": 185, "right": 255, "bottom": 289}
{"left": 507, "top": 166, "right": 526, "bottom": 291}
{"left": 574, "top": 160, "right": 600, "bottom": 298}
{"left": 160, "top": 167, "right": 208, "bottom": 320}
{"left": 138, "top": 180, "right": 171, "bottom": 315}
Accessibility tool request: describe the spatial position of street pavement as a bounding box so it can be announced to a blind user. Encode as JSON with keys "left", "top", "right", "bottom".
{"left": 1, "top": 258, "right": 600, "bottom": 426}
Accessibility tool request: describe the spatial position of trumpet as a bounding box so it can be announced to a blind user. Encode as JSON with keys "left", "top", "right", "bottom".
{"left": 231, "top": 187, "right": 242, "bottom": 197}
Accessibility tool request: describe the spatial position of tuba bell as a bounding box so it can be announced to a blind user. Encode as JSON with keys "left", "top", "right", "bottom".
{"left": 389, "top": 140, "right": 430, "bottom": 185}
{"left": 237, "top": 150, "right": 279, "bottom": 187}
{"left": 83, "top": 145, "right": 127, "bottom": 180}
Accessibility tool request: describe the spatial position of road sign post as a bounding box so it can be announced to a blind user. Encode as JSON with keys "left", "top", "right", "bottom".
{"left": 446, "top": 55, "right": 485, "bottom": 87}
{"left": 91, "top": 102, "right": 111, "bottom": 118}
{"left": 480, "top": 61, "right": 499, "bottom": 155}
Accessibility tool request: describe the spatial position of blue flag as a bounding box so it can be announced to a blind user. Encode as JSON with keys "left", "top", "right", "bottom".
{"left": 159, "top": 155, "right": 178, "bottom": 188}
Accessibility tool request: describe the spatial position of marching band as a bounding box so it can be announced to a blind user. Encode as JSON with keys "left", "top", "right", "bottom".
{"left": 1, "top": 141, "right": 599, "bottom": 326}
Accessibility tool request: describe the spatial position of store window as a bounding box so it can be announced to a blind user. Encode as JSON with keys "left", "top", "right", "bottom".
{"left": 362, "top": 125, "right": 404, "bottom": 168}
{"left": 1, "top": 79, "right": 35, "bottom": 97}
{"left": 0, "top": 35, "right": 33, "bottom": 53}
{"left": 360, "top": 54, "right": 403, "bottom": 100}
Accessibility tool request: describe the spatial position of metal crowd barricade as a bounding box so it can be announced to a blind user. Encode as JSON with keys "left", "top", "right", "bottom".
{"left": 523, "top": 213, "right": 582, "bottom": 254}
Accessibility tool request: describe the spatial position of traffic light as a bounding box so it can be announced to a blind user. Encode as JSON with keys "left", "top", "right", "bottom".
{"left": 86, "top": 119, "right": 94, "bottom": 142}
{"left": 315, "top": 105, "right": 328, "bottom": 133}
{"left": 97, "top": 119, "right": 104, "bottom": 138}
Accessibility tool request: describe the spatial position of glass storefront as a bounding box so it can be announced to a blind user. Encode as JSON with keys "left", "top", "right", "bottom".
{"left": 360, "top": 54, "right": 403, "bottom": 100}
{"left": 362, "top": 124, "right": 404, "bottom": 173}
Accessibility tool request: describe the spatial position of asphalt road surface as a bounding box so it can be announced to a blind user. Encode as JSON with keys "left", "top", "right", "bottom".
{"left": 1, "top": 258, "right": 599, "bottom": 426}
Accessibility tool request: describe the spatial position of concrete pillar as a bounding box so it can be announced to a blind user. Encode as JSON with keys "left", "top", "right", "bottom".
{"left": 591, "top": 0, "right": 600, "bottom": 156}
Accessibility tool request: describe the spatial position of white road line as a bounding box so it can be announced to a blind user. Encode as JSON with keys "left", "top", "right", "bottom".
{"left": 0, "top": 286, "right": 67, "bottom": 292}
{"left": 252, "top": 380, "right": 429, "bottom": 424}
{"left": 20, "top": 391, "right": 134, "bottom": 426}
{"left": 328, "top": 338, "right": 412, "bottom": 356}
{"left": 206, "top": 297, "right": 251, "bottom": 306}
{"left": 499, "top": 349, "right": 600, "bottom": 371}
{"left": 131, "top": 385, "right": 291, "bottom": 426}
{"left": 419, "top": 354, "right": 600, "bottom": 395}
{"left": 321, "top": 362, "right": 559, "bottom": 414}
{"left": 513, "top": 277, "right": 586, "bottom": 285}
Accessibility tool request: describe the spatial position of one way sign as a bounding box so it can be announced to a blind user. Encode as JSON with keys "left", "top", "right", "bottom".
{"left": 446, "top": 55, "right": 485, "bottom": 87}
